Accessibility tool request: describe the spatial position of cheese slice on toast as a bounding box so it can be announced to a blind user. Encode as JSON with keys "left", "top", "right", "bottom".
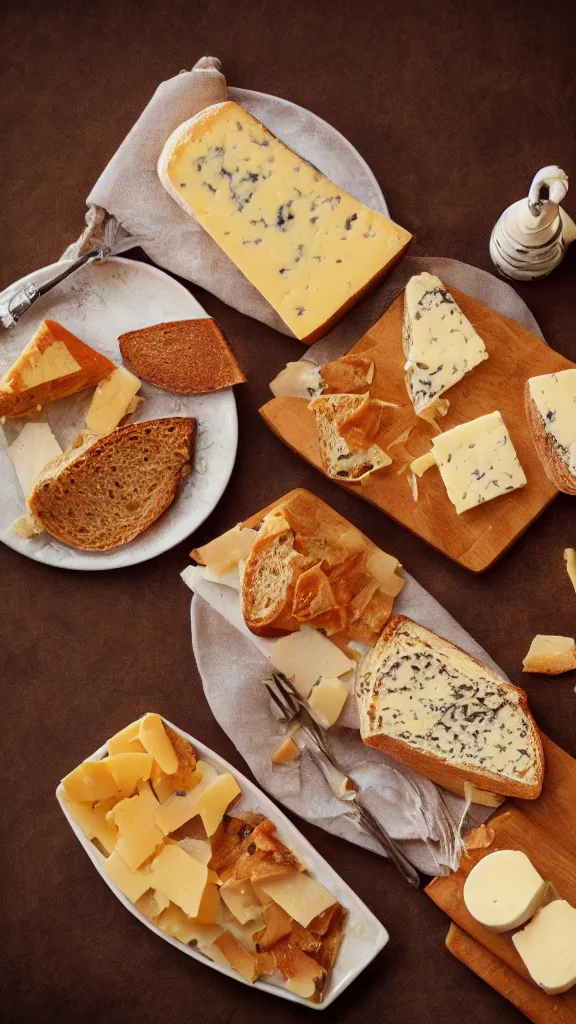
{"left": 356, "top": 615, "right": 544, "bottom": 799}
{"left": 0, "top": 320, "right": 115, "bottom": 420}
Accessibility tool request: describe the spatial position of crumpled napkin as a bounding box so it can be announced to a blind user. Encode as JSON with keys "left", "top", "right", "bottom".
{"left": 63, "top": 56, "right": 389, "bottom": 337}
{"left": 187, "top": 256, "right": 545, "bottom": 876}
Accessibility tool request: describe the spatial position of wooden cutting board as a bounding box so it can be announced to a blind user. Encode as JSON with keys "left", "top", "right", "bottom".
{"left": 260, "top": 287, "right": 576, "bottom": 572}
{"left": 425, "top": 734, "right": 576, "bottom": 1022}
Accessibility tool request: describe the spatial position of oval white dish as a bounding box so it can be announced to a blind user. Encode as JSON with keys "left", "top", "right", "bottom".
{"left": 55, "top": 717, "right": 388, "bottom": 1009}
{"left": 0, "top": 257, "right": 238, "bottom": 570}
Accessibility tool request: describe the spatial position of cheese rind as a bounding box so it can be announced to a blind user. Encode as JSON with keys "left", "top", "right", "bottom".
{"left": 463, "top": 849, "right": 547, "bottom": 932}
{"left": 7, "top": 422, "right": 62, "bottom": 497}
{"left": 512, "top": 900, "right": 576, "bottom": 994}
{"left": 522, "top": 634, "right": 576, "bottom": 675}
{"left": 159, "top": 101, "right": 412, "bottom": 342}
{"left": 431, "top": 411, "right": 527, "bottom": 514}
{"left": 402, "top": 273, "right": 489, "bottom": 414}
{"left": 85, "top": 366, "right": 141, "bottom": 436}
{"left": 528, "top": 369, "right": 576, "bottom": 475}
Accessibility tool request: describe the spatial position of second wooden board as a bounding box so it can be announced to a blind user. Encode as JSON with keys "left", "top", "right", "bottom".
{"left": 260, "top": 287, "right": 575, "bottom": 571}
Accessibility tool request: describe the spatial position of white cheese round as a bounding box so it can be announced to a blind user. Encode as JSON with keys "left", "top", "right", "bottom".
{"left": 463, "top": 849, "right": 548, "bottom": 932}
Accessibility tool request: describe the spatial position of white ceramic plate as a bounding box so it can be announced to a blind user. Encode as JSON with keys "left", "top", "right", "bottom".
{"left": 56, "top": 717, "right": 388, "bottom": 1009}
{"left": 0, "top": 257, "right": 238, "bottom": 570}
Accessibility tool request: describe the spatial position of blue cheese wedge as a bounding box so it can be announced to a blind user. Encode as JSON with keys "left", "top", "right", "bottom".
{"left": 158, "top": 101, "right": 412, "bottom": 342}
{"left": 431, "top": 411, "right": 527, "bottom": 513}
{"left": 356, "top": 616, "right": 543, "bottom": 799}
{"left": 402, "top": 273, "right": 489, "bottom": 414}
{"left": 528, "top": 368, "right": 576, "bottom": 476}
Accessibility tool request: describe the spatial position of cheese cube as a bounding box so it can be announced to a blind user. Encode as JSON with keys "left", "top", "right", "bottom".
{"left": 63, "top": 794, "right": 119, "bottom": 854}
{"left": 138, "top": 714, "right": 178, "bottom": 775}
{"left": 85, "top": 366, "right": 141, "bottom": 436}
{"left": 7, "top": 422, "right": 62, "bottom": 497}
{"left": 431, "top": 411, "right": 527, "bottom": 514}
{"left": 463, "top": 849, "right": 547, "bottom": 932}
{"left": 308, "top": 677, "right": 348, "bottom": 728}
{"left": 271, "top": 736, "right": 301, "bottom": 766}
{"left": 149, "top": 845, "right": 208, "bottom": 918}
{"left": 62, "top": 759, "right": 120, "bottom": 803}
{"left": 512, "top": 900, "right": 576, "bottom": 994}
{"left": 107, "top": 780, "right": 163, "bottom": 870}
{"left": 102, "top": 848, "right": 152, "bottom": 904}
{"left": 159, "top": 101, "right": 412, "bottom": 342}
{"left": 157, "top": 902, "right": 223, "bottom": 946}
{"left": 259, "top": 871, "right": 336, "bottom": 928}
{"left": 270, "top": 627, "right": 355, "bottom": 699}
{"left": 105, "top": 752, "right": 154, "bottom": 797}
{"left": 107, "top": 718, "right": 146, "bottom": 755}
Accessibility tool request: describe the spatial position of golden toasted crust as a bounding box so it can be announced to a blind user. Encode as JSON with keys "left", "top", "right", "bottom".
{"left": 28, "top": 418, "right": 195, "bottom": 551}
{"left": 0, "top": 319, "right": 115, "bottom": 420}
{"left": 361, "top": 615, "right": 544, "bottom": 800}
{"left": 524, "top": 381, "right": 576, "bottom": 495}
{"left": 119, "top": 319, "right": 246, "bottom": 395}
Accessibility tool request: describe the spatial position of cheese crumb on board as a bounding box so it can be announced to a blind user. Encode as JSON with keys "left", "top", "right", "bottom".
{"left": 269, "top": 360, "right": 325, "bottom": 399}
{"left": 512, "top": 900, "right": 576, "bottom": 994}
{"left": 402, "top": 273, "right": 488, "bottom": 415}
{"left": 431, "top": 411, "right": 527, "bottom": 514}
{"left": 159, "top": 101, "right": 412, "bottom": 342}
{"left": 522, "top": 634, "right": 576, "bottom": 675}
{"left": 463, "top": 849, "right": 548, "bottom": 932}
{"left": 410, "top": 451, "right": 436, "bottom": 477}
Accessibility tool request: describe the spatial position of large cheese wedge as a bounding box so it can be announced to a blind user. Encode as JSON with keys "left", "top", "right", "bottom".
{"left": 158, "top": 102, "right": 412, "bottom": 343}
{"left": 463, "top": 849, "right": 548, "bottom": 932}
{"left": 0, "top": 320, "right": 115, "bottom": 419}
{"left": 107, "top": 780, "right": 163, "bottom": 870}
{"left": 148, "top": 844, "right": 208, "bottom": 918}
{"left": 102, "top": 848, "right": 152, "bottom": 903}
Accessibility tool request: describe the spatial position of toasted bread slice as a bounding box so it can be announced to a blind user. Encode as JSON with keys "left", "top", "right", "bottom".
{"left": 241, "top": 510, "right": 305, "bottom": 636}
{"left": 28, "top": 417, "right": 194, "bottom": 551}
{"left": 308, "top": 393, "right": 391, "bottom": 482}
{"left": 0, "top": 320, "right": 115, "bottom": 420}
{"left": 119, "top": 319, "right": 246, "bottom": 395}
{"left": 320, "top": 355, "right": 374, "bottom": 395}
{"left": 525, "top": 371, "right": 576, "bottom": 495}
{"left": 357, "top": 615, "right": 544, "bottom": 799}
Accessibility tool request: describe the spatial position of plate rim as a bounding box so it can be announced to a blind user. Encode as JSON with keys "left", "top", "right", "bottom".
{"left": 0, "top": 256, "right": 238, "bottom": 572}
{"left": 55, "top": 716, "right": 389, "bottom": 1009}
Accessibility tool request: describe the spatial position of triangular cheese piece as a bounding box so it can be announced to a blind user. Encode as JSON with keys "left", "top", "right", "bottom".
{"left": 402, "top": 273, "right": 489, "bottom": 415}
{"left": 0, "top": 319, "right": 115, "bottom": 419}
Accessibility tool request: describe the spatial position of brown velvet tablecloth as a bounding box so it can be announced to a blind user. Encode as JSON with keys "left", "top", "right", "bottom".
{"left": 2, "top": 2, "right": 575, "bottom": 1021}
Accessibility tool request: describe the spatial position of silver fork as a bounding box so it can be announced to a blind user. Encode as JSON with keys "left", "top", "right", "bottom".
{"left": 266, "top": 671, "right": 420, "bottom": 888}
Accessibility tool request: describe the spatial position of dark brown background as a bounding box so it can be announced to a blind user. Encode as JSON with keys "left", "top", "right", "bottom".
{"left": 2, "top": 1, "right": 575, "bottom": 1021}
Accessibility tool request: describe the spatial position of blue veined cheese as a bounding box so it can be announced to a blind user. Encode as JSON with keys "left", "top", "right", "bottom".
{"left": 528, "top": 368, "right": 576, "bottom": 475}
{"left": 158, "top": 102, "right": 412, "bottom": 342}
{"left": 431, "top": 411, "right": 527, "bottom": 513}
{"left": 402, "top": 273, "right": 489, "bottom": 414}
{"left": 356, "top": 617, "right": 543, "bottom": 795}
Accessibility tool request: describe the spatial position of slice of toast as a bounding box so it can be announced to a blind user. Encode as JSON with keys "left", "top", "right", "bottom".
{"left": 308, "top": 393, "right": 392, "bottom": 482}
{"left": 0, "top": 320, "right": 115, "bottom": 419}
{"left": 28, "top": 417, "right": 195, "bottom": 551}
{"left": 119, "top": 319, "right": 246, "bottom": 395}
{"left": 525, "top": 371, "right": 576, "bottom": 495}
{"left": 357, "top": 615, "right": 544, "bottom": 799}
{"left": 241, "top": 510, "right": 305, "bottom": 636}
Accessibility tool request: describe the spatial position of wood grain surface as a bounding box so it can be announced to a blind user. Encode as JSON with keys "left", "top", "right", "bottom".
{"left": 425, "top": 734, "right": 576, "bottom": 1021}
{"left": 260, "top": 288, "right": 576, "bottom": 572}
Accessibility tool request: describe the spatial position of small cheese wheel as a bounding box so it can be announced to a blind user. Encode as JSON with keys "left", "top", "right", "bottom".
{"left": 463, "top": 849, "right": 547, "bottom": 932}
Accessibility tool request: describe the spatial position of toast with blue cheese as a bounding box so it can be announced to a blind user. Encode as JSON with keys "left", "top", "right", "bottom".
{"left": 525, "top": 369, "right": 576, "bottom": 495}
{"left": 356, "top": 615, "right": 544, "bottom": 799}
